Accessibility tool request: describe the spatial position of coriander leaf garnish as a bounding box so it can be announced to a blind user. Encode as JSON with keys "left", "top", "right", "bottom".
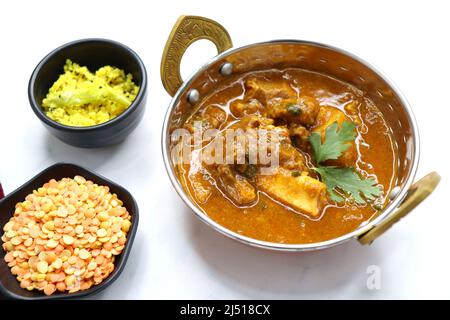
{"left": 315, "top": 167, "right": 382, "bottom": 204}
{"left": 291, "top": 170, "right": 301, "bottom": 177}
{"left": 309, "top": 121, "right": 356, "bottom": 164}
{"left": 307, "top": 120, "right": 382, "bottom": 205}
{"left": 287, "top": 104, "right": 302, "bottom": 116}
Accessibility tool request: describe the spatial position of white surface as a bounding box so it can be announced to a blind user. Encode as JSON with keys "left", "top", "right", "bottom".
{"left": 1, "top": 0, "right": 449, "bottom": 299}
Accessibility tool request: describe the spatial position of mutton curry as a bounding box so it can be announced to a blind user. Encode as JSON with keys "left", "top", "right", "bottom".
{"left": 173, "top": 68, "right": 397, "bottom": 244}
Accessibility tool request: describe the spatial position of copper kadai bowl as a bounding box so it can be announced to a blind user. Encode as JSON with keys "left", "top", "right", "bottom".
{"left": 160, "top": 15, "right": 440, "bottom": 252}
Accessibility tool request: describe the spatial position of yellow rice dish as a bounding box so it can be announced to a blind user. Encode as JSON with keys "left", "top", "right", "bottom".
{"left": 42, "top": 59, "right": 139, "bottom": 127}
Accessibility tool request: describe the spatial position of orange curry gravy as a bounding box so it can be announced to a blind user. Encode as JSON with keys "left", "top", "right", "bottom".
{"left": 175, "top": 68, "right": 397, "bottom": 244}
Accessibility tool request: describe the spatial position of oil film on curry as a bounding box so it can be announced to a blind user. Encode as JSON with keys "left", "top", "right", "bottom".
{"left": 0, "top": 14, "right": 441, "bottom": 299}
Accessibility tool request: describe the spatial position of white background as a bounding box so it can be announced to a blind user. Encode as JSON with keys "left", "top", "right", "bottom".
{"left": 0, "top": 0, "right": 449, "bottom": 299}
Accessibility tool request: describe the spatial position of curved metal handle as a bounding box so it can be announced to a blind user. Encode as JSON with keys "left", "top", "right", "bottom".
{"left": 358, "top": 171, "right": 441, "bottom": 245}
{"left": 160, "top": 15, "right": 233, "bottom": 96}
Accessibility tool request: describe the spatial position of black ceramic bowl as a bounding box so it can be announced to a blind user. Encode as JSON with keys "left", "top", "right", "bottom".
{"left": 0, "top": 163, "right": 139, "bottom": 300}
{"left": 28, "top": 39, "right": 147, "bottom": 148}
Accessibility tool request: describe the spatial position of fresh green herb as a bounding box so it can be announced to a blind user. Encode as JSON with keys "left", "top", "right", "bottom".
{"left": 308, "top": 121, "right": 356, "bottom": 164}
{"left": 308, "top": 121, "right": 382, "bottom": 204}
{"left": 258, "top": 201, "right": 268, "bottom": 210}
{"left": 291, "top": 170, "right": 301, "bottom": 177}
{"left": 315, "top": 167, "right": 382, "bottom": 204}
{"left": 287, "top": 104, "right": 302, "bottom": 116}
{"left": 242, "top": 164, "right": 257, "bottom": 179}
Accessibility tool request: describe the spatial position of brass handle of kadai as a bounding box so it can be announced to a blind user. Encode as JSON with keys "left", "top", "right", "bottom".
{"left": 161, "top": 15, "right": 233, "bottom": 97}
{"left": 358, "top": 171, "right": 441, "bottom": 245}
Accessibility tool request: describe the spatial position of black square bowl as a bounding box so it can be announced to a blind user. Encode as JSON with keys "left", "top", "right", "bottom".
{"left": 0, "top": 163, "right": 139, "bottom": 299}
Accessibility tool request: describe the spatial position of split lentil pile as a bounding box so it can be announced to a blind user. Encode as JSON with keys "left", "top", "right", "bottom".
{"left": 1, "top": 176, "right": 132, "bottom": 296}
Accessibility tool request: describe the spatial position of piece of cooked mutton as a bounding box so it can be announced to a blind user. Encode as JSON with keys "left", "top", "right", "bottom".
{"left": 256, "top": 168, "right": 327, "bottom": 218}
{"left": 232, "top": 114, "right": 327, "bottom": 218}
{"left": 202, "top": 115, "right": 279, "bottom": 206}
{"left": 208, "top": 115, "right": 327, "bottom": 216}
{"left": 230, "top": 99, "right": 265, "bottom": 118}
{"left": 183, "top": 105, "right": 228, "bottom": 133}
{"left": 200, "top": 115, "right": 273, "bottom": 206}
{"left": 288, "top": 123, "right": 310, "bottom": 149}
{"left": 244, "top": 78, "right": 321, "bottom": 126}
{"left": 214, "top": 164, "right": 257, "bottom": 205}
{"left": 245, "top": 78, "right": 296, "bottom": 104}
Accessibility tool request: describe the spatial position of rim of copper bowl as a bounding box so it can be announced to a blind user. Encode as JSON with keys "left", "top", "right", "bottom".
{"left": 161, "top": 39, "right": 420, "bottom": 252}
